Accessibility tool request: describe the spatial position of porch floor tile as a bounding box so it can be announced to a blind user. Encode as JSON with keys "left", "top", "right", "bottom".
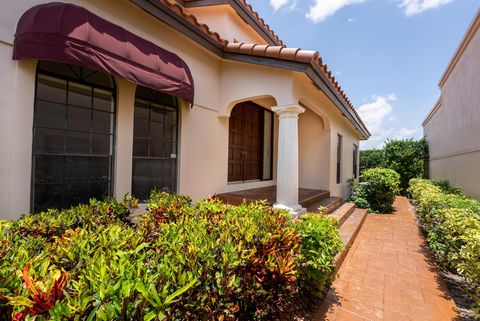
{"left": 313, "top": 196, "right": 458, "bottom": 321}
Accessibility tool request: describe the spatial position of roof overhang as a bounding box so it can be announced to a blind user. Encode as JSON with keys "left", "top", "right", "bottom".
{"left": 438, "top": 8, "right": 480, "bottom": 88}
{"left": 130, "top": 0, "right": 370, "bottom": 138}
{"left": 422, "top": 99, "right": 441, "bottom": 127}
{"left": 177, "top": 0, "right": 283, "bottom": 46}
{"left": 223, "top": 52, "right": 370, "bottom": 139}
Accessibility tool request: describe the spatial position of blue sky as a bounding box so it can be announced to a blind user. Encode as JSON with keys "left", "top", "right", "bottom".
{"left": 247, "top": 0, "right": 479, "bottom": 149}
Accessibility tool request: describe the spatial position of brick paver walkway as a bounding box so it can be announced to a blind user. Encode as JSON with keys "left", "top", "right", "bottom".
{"left": 313, "top": 196, "right": 458, "bottom": 321}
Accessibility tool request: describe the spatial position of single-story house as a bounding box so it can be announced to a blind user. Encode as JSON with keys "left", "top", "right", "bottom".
{"left": 0, "top": 0, "right": 370, "bottom": 220}
{"left": 423, "top": 9, "right": 480, "bottom": 199}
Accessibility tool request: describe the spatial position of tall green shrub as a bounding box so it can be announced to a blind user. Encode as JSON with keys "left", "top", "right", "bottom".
{"left": 359, "top": 149, "right": 385, "bottom": 172}
{"left": 383, "top": 138, "right": 428, "bottom": 193}
{"left": 352, "top": 168, "right": 400, "bottom": 213}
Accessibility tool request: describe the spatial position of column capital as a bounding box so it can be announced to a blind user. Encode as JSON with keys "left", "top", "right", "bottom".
{"left": 272, "top": 104, "right": 305, "bottom": 119}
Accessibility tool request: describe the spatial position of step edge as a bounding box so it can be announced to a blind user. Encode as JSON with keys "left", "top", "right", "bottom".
{"left": 330, "top": 202, "right": 356, "bottom": 226}
{"left": 300, "top": 191, "right": 331, "bottom": 207}
{"left": 334, "top": 209, "right": 368, "bottom": 269}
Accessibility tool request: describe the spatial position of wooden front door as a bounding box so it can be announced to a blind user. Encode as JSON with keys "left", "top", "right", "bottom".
{"left": 228, "top": 102, "right": 264, "bottom": 182}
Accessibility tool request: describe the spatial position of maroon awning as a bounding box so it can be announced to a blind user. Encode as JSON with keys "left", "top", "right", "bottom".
{"left": 13, "top": 2, "right": 194, "bottom": 104}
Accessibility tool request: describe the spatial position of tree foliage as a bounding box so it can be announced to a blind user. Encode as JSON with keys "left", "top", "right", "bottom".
{"left": 359, "top": 149, "right": 385, "bottom": 172}
{"left": 360, "top": 138, "right": 429, "bottom": 194}
{"left": 383, "top": 138, "right": 428, "bottom": 193}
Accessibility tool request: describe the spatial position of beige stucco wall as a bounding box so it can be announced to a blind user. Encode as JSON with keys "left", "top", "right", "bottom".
{"left": 298, "top": 108, "right": 330, "bottom": 191}
{"left": 185, "top": 5, "right": 267, "bottom": 45}
{"left": 0, "top": 0, "right": 364, "bottom": 218}
{"left": 423, "top": 15, "right": 480, "bottom": 200}
{"left": 0, "top": 44, "right": 36, "bottom": 219}
{"left": 292, "top": 73, "right": 361, "bottom": 199}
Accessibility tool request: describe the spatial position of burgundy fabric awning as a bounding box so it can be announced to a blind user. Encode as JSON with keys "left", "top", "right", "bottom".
{"left": 13, "top": 2, "right": 194, "bottom": 104}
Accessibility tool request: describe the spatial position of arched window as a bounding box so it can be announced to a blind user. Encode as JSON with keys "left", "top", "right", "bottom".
{"left": 132, "top": 86, "right": 179, "bottom": 201}
{"left": 32, "top": 61, "right": 116, "bottom": 212}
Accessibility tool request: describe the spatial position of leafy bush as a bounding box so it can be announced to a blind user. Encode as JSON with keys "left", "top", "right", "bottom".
{"left": 351, "top": 168, "right": 400, "bottom": 213}
{"left": 383, "top": 138, "right": 428, "bottom": 194}
{"left": 359, "top": 149, "right": 385, "bottom": 172}
{"left": 0, "top": 192, "right": 342, "bottom": 320}
{"left": 360, "top": 138, "right": 428, "bottom": 195}
{"left": 409, "top": 179, "right": 480, "bottom": 318}
{"left": 293, "top": 214, "right": 342, "bottom": 297}
{"left": 433, "top": 180, "right": 465, "bottom": 196}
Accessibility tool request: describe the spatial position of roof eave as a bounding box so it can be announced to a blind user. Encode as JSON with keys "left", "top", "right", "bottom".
{"left": 131, "top": 0, "right": 225, "bottom": 56}
{"left": 438, "top": 8, "right": 480, "bottom": 88}
{"left": 224, "top": 52, "right": 370, "bottom": 139}
{"left": 182, "top": 0, "right": 283, "bottom": 46}
{"left": 422, "top": 98, "right": 441, "bottom": 127}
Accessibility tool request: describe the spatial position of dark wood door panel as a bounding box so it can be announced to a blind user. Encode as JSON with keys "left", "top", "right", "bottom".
{"left": 228, "top": 102, "right": 264, "bottom": 182}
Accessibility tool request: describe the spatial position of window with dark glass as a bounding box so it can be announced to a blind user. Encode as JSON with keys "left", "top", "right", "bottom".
{"left": 336, "top": 134, "right": 343, "bottom": 184}
{"left": 32, "top": 61, "right": 116, "bottom": 212}
{"left": 353, "top": 144, "right": 358, "bottom": 179}
{"left": 132, "top": 86, "right": 179, "bottom": 201}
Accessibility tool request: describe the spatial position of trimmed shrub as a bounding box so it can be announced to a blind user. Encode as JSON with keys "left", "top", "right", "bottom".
{"left": 0, "top": 192, "right": 342, "bottom": 321}
{"left": 409, "top": 179, "right": 480, "bottom": 318}
{"left": 351, "top": 168, "right": 400, "bottom": 213}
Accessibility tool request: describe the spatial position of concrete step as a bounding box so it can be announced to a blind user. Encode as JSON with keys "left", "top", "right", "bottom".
{"left": 306, "top": 196, "right": 343, "bottom": 214}
{"left": 334, "top": 208, "right": 368, "bottom": 268}
{"left": 329, "top": 202, "right": 356, "bottom": 226}
{"left": 300, "top": 190, "right": 330, "bottom": 208}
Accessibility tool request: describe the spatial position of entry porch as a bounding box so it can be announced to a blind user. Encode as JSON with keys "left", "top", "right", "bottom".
{"left": 216, "top": 186, "right": 343, "bottom": 214}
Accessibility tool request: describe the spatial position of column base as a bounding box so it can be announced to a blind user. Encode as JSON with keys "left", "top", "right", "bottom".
{"left": 273, "top": 203, "right": 307, "bottom": 219}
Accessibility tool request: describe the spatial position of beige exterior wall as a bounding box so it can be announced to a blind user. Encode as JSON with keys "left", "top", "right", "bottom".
{"left": 298, "top": 108, "right": 330, "bottom": 191}
{"left": 423, "top": 11, "right": 480, "bottom": 199}
{"left": 292, "top": 73, "right": 361, "bottom": 199}
{"left": 184, "top": 5, "right": 267, "bottom": 44}
{"left": 0, "top": 0, "right": 364, "bottom": 218}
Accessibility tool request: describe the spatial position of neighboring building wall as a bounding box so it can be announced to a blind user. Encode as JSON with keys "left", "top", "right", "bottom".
{"left": 423, "top": 11, "right": 480, "bottom": 199}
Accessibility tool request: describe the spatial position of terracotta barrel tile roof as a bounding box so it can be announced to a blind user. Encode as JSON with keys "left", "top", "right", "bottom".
{"left": 225, "top": 43, "right": 319, "bottom": 63}
{"left": 145, "top": 1, "right": 369, "bottom": 137}
{"left": 163, "top": 0, "right": 229, "bottom": 45}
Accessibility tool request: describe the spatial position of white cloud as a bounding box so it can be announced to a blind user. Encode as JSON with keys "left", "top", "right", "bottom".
{"left": 347, "top": 17, "right": 356, "bottom": 23}
{"left": 306, "top": 0, "right": 367, "bottom": 23}
{"left": 358, "top": 94, "right": 395, "bottom": 135}
{"left": 269, "top": 0, "right": 291, "bottom": 11}
{"left": 358, "top": 94, "right": 422, "bottom": 149}
{"left": 399, "top": 0, "right": 454, "bottom": 16}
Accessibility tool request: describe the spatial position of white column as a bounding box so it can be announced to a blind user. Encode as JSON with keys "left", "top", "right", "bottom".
{"left": 113, "top": 79, "right": 135, "bottom": 198}
{"left": 272, "top": 104, "right": 306, "bottom": 218}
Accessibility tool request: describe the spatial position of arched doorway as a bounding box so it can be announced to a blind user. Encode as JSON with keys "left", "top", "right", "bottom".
{"left": 32, "top": 61, "right": 116, "bottom": 212}
{"left": 228, "top": 102, "right": 273, "bottom": 182}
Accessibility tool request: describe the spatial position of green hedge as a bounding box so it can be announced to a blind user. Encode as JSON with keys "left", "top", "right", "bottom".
{"left": 351, "top": 168, "right": 400, "bottom": 213}
{"left": 0, "top": 192, "right": 342, "bottom": 321}
{"left": 409, "top": 179, "right": 480, "bottom": 318}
